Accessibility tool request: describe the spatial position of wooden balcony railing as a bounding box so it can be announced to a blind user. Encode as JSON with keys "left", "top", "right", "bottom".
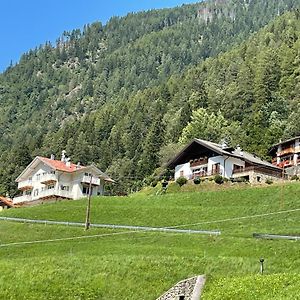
{"left": 278, "top": 161, "right": 295, "bottom": 168}
{"left": 278, "top": 147, "right": 295, "bottom": 156}
{"left": 190, "top": 170, "right": 221, "bottom": 179}
{"left": 190, "top": 158, "right": 208, "bottom": 168}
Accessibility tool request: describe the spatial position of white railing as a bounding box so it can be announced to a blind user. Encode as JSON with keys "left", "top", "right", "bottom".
{"left": 13, "top": 194, "right": 32, "bottom": 204}
{"left": 38, "top": 188, "right": 72, "bottom": 199}
{"left": 18, "top": 180, "right": 33, "bottom": 190}
{"left": 40, "top": 173, "right": 57, "bottom": 183}
{"left": 81, "top": 175, "right": 100, "bottom": 186}
{"left": 13, "top": 189, "right": 73, "bottom": 204}
{"left": 189, "top": 170, "right": 222, "bottom": 179}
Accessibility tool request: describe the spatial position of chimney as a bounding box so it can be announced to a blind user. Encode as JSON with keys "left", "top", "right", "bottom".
{"left": 66, "top": 157, "right": 71, "bottom": 167}
{"left": 236, "top": 145, "right": 243, "bottom": 156}
{"left": 50, "top": 154, "right": 55, "bottom": 160}
{"left": 61, "top": 150, "right": 67, "bottom": 162}
{"left": 76, "top": 162, "right": 81, "bottom": 169}
{"left": 221, "top": 140, "right": 228, "bottom": 149}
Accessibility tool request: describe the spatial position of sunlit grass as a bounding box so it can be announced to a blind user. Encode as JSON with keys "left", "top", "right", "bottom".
{"left": 0, "top": 182, "right": 299, "bottom": 299}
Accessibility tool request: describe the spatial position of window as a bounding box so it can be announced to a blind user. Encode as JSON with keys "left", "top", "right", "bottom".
{"left": 36, "top": 174, "right": 40, "bottom": 180}
{"left": 83, "top": 186, "right": 93, "bottom": 195}
{"left": 212, "top": 163, "right": 220, "bottom": 174}
{"left": 233, "top": 164, "right": 243, "bottom": 172}
{"left": 61, "top": 185, "right": 69, "bottom": 191}
{"left": 47, "top": 184, "right": 55, "bottom": 190}
{"left": 34, "top": 189, "right": 39, "bottom": 196}
{"left": 180, "top": 170, "right": 184, "bottom": 177}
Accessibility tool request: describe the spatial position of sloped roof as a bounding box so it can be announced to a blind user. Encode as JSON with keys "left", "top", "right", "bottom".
{"left": 271, "top": 136, "right": 300, "bottom": 148}
{"left": 16, "top": 156, "right": 114, "bottom": 183}
{"left": 38, "top": 157, "right": 84, "bottom": 173}
{"left": 167, "top": 138, "right": 281, "bottom": 170}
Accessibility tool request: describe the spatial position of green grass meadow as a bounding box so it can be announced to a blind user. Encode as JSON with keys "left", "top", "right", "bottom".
{"left": 0, "top": 182, "right": 299, "bottom": 299}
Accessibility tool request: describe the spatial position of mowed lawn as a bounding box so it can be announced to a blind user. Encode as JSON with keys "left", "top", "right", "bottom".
{"left": 0, "top": 182, "right": 299, "bottom": 299}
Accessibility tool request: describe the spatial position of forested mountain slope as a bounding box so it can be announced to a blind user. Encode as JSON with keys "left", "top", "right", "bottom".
{"left": 1, "top": 0, "right": 300, "bottom": 195}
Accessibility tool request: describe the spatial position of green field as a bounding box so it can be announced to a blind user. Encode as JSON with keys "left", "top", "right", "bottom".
{"left": 0, "top": 182, "right": 299, "bottom": 299}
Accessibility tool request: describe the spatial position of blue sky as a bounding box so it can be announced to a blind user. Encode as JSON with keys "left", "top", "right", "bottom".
{"left": 0, "top": 0, "right": 197, "bottom": 72}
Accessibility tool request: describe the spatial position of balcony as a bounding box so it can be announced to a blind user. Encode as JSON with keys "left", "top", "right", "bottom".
{"left": 13, "top": 189, "right": 73, "bottom": 205}
{"left": 81, "top": 175, "right": 100, "bottom": 186}
{"left": 278, "top": 147, "right": 295, "bottom": 156}
{"left": 190, "top": 170, "right": 221, "bottom": 179}
{"left": 13, "top": 194, "right": 32, "bottom": 204}
{"left": 18, "top": 180, "right": 33, "bottom": 191}
{"left": 40, "top": 173, "right": 57, "bottom": 185}
{"left": 278, "top": 160, "right": 295, "bottom": 168}
{"left": 38, "top": 188, "right": 72, "bottom": 199}
{"left": 190, "top": 158, "right": 208, "bottom": 168}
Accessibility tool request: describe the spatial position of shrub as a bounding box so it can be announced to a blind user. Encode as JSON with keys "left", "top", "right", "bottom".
{"left": 167, "top": 181, "right": 181, "bottom": 193}
{"left": 291, "top": 175, "right": 299, "bottom": 181}
{"left": 265, "top": 178, "right": 273, "bottom": 185}
{"left": 151, "top": 179, "right": 159, "bottom": 187}
{"left": 176, "top": 176, "right": 188, "bottom": 187}
{"left": 214, "top": 174, "right": 224, "bottom": 184}
{"left": 193, "top": 176, "right": 201, "bottom": 185}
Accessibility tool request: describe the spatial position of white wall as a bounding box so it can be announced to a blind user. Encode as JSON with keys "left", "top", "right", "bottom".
{"left": 69, "top": 171, "right": 104, "bottom": 200}
{"left": 175, "top": 162, "right": 192, "bottom": 180}
{"left": 175, "top": 155, "right": 245, "bottom": 180}
{"left": 208, "top": 156, "right": 224, "bottom": 175}
{"left": 25, "top": 164, "right": 54, "bottom": 200}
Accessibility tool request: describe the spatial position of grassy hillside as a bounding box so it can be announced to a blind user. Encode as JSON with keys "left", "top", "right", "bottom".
{"left": 0, "top": 183, "right": 299, "bottom": 299}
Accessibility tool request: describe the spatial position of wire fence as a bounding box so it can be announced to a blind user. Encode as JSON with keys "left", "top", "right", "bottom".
{"left": 0, "top": 216, "right": 221, "bottom": 235}
{"left": 253, "top": 233, "right": 300, "bottom": 241}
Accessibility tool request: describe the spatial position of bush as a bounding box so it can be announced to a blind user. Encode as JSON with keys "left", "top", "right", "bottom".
{"left": 151, "top": 179, "right": 159, "bottom": 187}
{"left": 291, "top": 175, "right": 299, "bottom": 181}
{"left": 214, "top": 175, "right": 224, "bottom": 185}
{"left": 265, "top": 178, "right": 273, "bottom": 185}
{"left": 176, "top": 176, "right": 188, "bottom": 187}
{"left": 167, "top": 181, "right": 181, "bottom": 193}
{"left": 193, "top": 176, "right": 201, "bottom": 185}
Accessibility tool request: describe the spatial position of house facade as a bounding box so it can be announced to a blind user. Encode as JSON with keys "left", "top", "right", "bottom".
{"left": 269, "top": 136, "right": 300, "bottom": 175}
{"left": 13, "top": 151, "right": 114, "bottom": 205}
{"left": 167, "top": 139, "right": 283, "bottom": 183}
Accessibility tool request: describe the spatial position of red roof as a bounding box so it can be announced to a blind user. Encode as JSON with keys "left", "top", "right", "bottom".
{"left": 38, "top": 157, "right": 85, "bottom": 173}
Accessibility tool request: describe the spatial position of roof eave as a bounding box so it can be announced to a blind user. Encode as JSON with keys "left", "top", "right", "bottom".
{"left": 165, "top": 138, "right": 224, "bottom": 168}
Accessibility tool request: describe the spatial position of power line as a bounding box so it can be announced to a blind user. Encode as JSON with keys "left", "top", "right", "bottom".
{"left": 166, "top": 208, "right": 300, "bottom": 229}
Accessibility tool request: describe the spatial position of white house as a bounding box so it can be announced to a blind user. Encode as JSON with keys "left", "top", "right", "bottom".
{"left": 13, "top": 151, "right": 114, "bottom": 205}
{"left": 167, "top": 139, "right": 283, "bottom": 183}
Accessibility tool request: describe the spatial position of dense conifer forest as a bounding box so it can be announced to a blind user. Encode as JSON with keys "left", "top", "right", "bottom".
{"left": 1, "top": 0, "right": 300, "bottom": 195}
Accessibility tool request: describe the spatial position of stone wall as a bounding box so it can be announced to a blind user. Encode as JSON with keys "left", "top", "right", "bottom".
{"left": 157, "top": 275, "right": 206, "bottom": 300}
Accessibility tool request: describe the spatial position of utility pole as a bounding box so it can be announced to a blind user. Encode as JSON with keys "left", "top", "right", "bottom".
{"left": 85, "top": 175, "right": 93, "bottom": 230}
